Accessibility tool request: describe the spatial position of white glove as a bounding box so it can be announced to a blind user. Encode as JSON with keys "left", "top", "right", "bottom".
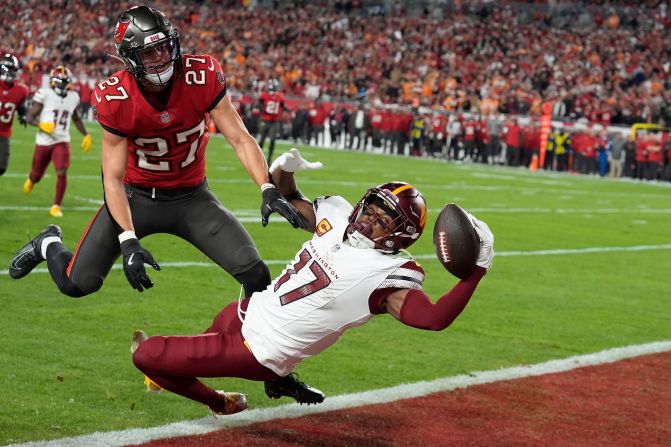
{"left": 269, "top": 148, "right": 323, "bottom": 173}
{"left": 466, "top": 212, "right": 495, "bottom": 269}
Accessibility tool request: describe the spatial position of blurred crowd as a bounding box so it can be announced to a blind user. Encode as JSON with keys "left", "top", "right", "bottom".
{"left": 237, "top": 97, "right": 671, "bottom": 182}
{"left": 2, "top": 0, "right": 670, "bottom": 127}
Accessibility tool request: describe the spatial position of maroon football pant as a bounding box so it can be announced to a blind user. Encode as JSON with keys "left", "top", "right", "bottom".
{"left": 133, "top": 300, "right": 279, "bottom": 411}
{"left": 30, "top": 143, "right": 70, "bottom": 205}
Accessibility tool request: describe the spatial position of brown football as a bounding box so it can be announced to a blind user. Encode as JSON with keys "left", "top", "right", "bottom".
{"left": 432, "top": 203, "right": 480, "bottom": 279}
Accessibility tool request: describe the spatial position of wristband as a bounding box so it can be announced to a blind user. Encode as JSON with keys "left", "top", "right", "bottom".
{"left": 118, "top": 230, "right": 137, "bottom": 244}
{"left": 261, "top": 183, "right": 276, "bottom": 192}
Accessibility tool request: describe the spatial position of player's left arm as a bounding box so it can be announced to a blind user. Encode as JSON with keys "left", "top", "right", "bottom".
{"left": 210, "top": 92, "right": 269, "bottom": 188}
{"left": 382, "top": 267, "right": 486, "bottom": 331}
{"left": 72, "top": 105, "right": 89, "bottom": 136}
{"left": 383, "top": 216, "right": 494, "bottom": 331}
{"left": 210, "top": 92, "right": 307, "bottom": 228}
{"left": 71, "top": 105, "right": 92, "bottom": 152}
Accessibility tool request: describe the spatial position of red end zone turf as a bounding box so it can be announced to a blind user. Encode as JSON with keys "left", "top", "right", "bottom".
{"left": 129, "top": 351, "right": 671, "bottom": 447}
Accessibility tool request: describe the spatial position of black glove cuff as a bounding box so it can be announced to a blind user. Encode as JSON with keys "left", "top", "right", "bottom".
{"left": 120, "top": 238, "right": 141, "bottom": 256}
{"left": 262, "top": 185, "right": 280, "bottom": 202}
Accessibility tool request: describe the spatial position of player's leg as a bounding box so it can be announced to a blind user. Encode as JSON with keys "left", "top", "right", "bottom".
{"left": 132, "top": 305, "right": 279, "bottom": 412}
{"left": 175, "top": 186, "right": 271, "bottom": 297}
{"left": 267, "top": 121, "right": 278, "bottom": 163}
{"left": 9, "top": 205, "right": 118, "bottom": 297}
{"left": 23, "top": 144, "right": 53, "bottom": 193}
{"left": 258, "top": 120, "right": 268, "bottom": 150}
{"left": 48, "top": 206, "right": 121, "bottom": 296}
{"left": 50, "top": 143, "right": 70, "bottom": 217}
{"left": 0, "top": 136, "right": 9, "bottom": 176}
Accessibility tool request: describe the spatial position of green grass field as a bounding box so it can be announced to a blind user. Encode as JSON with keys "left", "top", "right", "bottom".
{"left": 1, "top": 122, "right": 670, "bottom": 445}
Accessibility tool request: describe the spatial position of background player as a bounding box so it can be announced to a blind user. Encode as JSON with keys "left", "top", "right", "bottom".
{"left": 257, "top": 78, "right": 285, "bottom": 162}
{"left": 22, "top": 65, "right": 92, "bottom": 217}
{"left": 131, "top": 148, "right": 495, "bottom": 415}
{"left": 0, "top": 54, "right": 30, "bottom": 176}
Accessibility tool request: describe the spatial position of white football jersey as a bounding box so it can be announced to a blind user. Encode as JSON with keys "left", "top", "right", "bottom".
{"left": 241, "top": 195, "right": 425, "bottom": 376}
{"left": 33, "top": 88, "right": 80, "bottom": 146}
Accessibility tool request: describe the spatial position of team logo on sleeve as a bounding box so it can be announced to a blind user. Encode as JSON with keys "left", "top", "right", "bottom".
{"left": 217, "top": 71, "right": 226, "bottom": 86}
{"left": 315, "top": 218, "right": 332, "bottom": 236}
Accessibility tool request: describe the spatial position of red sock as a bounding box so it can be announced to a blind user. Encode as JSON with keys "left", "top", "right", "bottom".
{"left": 54, "top": 174, "right": 67, "bottom": 206}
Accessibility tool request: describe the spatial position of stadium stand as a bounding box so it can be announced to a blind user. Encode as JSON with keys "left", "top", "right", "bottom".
{"left": 1, "top": 0, "right": 669, "bottom": 180}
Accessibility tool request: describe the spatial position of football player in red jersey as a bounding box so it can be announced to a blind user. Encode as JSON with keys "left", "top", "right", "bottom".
{"left": 9, "top": 5, "right": 318, "bottom": 405}
{"left": 130, "top": 149, "right": 494, "bottom": 415}
{"left": 257, "top": 78, "right": 285, "bottom": 162}
{"left": 0, "top": 54, "right": 29, "bottom": 176}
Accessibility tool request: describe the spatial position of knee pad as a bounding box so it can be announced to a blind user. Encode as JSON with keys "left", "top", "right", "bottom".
{"left": 234, "top": 260, "right": 271, "bottom": 297}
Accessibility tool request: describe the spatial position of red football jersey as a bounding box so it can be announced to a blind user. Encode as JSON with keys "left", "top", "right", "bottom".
{"left": 0, "top": 80, "right": 29, "bottom": 137}
{"left": 92, "top": 54, "right": 227, "bottom": 189}
{"left": 259, "top": 91, "right": 284, "bottom": 122}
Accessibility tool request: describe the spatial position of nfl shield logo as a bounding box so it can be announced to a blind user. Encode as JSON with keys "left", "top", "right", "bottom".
{"left": 161, "top": 112, "right": 170, "bottom": 123}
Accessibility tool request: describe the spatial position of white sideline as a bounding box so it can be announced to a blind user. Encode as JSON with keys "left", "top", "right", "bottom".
{"left": 3, "top": 243, "right": 671, "bottom": 276}
{"left": 5, "top": 340, "right": 671, "bottom": 447}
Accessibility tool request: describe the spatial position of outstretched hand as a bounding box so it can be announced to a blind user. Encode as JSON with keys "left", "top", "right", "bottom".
{"left": 260, "top": 184, "right": 309, "bottom": 229}
{"left": 269, "top": 148, "right": 323, "bottom": 173}
{"left": 466, "top": 212, "right": 495, "bottom": 269}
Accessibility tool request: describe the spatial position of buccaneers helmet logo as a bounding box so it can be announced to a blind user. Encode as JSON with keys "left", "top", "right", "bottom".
{"left": 114, "top": 19, "right": 131, "bottom": 45}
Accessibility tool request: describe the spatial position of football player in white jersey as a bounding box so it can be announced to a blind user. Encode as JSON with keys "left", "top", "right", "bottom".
{"left": 131, "top": 148, "right": 495, "bottom": 415}
{"left": 22, "top": 66, "right": 92, "bottom": 217}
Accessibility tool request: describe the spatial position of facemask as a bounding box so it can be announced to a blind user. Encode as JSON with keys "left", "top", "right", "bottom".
{"left": 144, "top": 64, "right": 174, "bottom": 85}
{"left": 345, "top": 220, "right": 376, "bottom": 250}
{"left": 346, "top": 229, "right": 376, "bottom": 250}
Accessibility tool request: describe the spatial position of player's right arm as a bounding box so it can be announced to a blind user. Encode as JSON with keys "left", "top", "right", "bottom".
{"left": 101, "top": 129, "right": 133, "bottom": 232}
{"left": 269, "top": 148, "right": 324, "bottom": 232}
{"left": 24, "top": 89, "right": 56, "bottom": 133}
{"left": 101, "top": 127, "right": 160, "bottom": 292}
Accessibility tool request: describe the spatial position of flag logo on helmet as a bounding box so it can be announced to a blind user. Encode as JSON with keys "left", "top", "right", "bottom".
{"left": 114, "top": 18, "right": 131, "bottom": 45}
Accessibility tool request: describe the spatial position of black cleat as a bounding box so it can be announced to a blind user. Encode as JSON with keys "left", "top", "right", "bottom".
{"left": 9, "top": 225, "right": 62, "bottom": 279}
{"left": 264, "top": 373, "right": 325, "bottom": 405}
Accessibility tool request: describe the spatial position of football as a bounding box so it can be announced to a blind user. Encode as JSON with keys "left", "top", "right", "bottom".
{"left": 432, "top": 203, "right": 480, "bottom": 279}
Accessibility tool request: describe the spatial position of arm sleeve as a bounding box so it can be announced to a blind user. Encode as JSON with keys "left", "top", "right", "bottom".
{"left": 399, "top": 266, "right": 486, "bottom": 331}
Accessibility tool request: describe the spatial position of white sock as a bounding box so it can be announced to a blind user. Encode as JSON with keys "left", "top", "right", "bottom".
{"left": 41, "top": 236, "right": 62, "bottom": 259}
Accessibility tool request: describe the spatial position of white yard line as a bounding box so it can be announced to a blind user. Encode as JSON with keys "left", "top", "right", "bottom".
{"left": 3, "top": 243, "right": 671, "bottom": 277}
{"left": 5, "top": 340, "right": 671, "bottom": 447}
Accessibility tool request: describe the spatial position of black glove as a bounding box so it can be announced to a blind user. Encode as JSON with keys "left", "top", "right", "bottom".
{"left": 120, "top": 238, "right": 161, "bottom": 292}
{"left": 261, "top": 185, "right": 308, "bottom": 229}
{"left": 18, "top": 115, "right": 27, "bottom": 127}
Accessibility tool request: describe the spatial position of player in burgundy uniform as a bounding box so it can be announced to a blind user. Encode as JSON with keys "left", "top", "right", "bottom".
{"left": 0, "top": 54, "right": 29, "bottom": 176}
{"left": 8, "top": 5, "right": 319, "bottom": 405}
{"left": 257, "top": 79, "right": 285, "bottom": 162}
{"left": 21, "top": 66, "right": 92, "bottom": 218}
{"left": 130, "top": 149, "right": 495, "bottom": 415}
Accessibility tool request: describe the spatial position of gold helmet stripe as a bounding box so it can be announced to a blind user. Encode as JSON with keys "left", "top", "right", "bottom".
{"left": 391, "top": 184, "right": 413, "bottom": 195}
